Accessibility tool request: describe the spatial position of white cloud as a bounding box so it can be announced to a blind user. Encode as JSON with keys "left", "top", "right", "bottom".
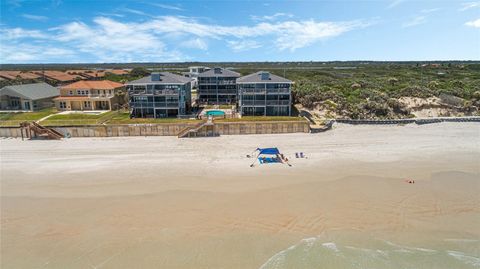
{"left": 21, "top": 13, "right": 48, "bottom": 21}
{"left": 151, "top": 3, "right": 184, "bottom": 11}
{"left": 227, "top": 40, "right": 262, "bottom": 52}
{"left": 0, "top": 44, "right": 74, "bottom": 62}
{"left": 251, "top": 13, "right": 293, "bottom": 22}
{"left": 54, "top": 17, "right": 180, "bottom": 62}
{"left": 459, "top": 2, "right": 480, "bottom": 11}
{"left": 402, "top": 16, "right": 427, "bottom": 28}
{"left": 118, "top": 7, "right": 150, "bottom": 16}
{"left": 0, "top": 27, "right": 48, "bottom": 40}
{"left": 387, "top": 0, "right": 405, "bottom": 9}
{"left": 0, "top": 16, "right": 368, "bottom": 62}
{"left": 142, "top": 16, "right": 368, "bottom": 51}
{"left": 465, "top": 18, "right": 480, "bottom": 28}
{"left": 181, "top": 38, "right": 208, "bottom": 50}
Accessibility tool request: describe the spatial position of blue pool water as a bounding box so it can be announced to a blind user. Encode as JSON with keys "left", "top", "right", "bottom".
{"left": 206, "top": 110, "right": 225, "bottom": 116}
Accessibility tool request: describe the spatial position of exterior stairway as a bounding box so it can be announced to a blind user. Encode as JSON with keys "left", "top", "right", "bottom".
{"left": 177, "top": 116, "right": 215, "bottom": 138}
{"left": 20, "top": 121, "right": 64, "bottom": 140}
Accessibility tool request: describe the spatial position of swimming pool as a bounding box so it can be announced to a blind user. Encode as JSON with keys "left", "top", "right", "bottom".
{"left": 205, "top": 110, "right": 226, "bottom": 116}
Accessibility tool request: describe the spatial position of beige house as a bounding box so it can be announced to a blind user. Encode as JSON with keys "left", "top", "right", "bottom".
{"left": 54, "top": 80, "right": 125, "bottom": 111}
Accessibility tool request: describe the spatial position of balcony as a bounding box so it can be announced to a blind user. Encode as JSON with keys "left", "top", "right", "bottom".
{"left": 240, "top": 89, "right": 266, "bottom": 95}
{"left": 266, "top": 100, "right": 290, "bottom": 106}
{"left": 130, "top": 102, "right": 179, "bottom": 108}
{"left": 266, "top": 88, "right": 291, "bottom": 94}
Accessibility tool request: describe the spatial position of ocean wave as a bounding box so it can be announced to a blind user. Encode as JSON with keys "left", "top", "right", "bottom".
{"left": 259, "top": 235, "right": 480, "bottom": 269}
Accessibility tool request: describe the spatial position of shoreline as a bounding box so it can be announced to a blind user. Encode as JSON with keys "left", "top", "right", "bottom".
{"left": 1, "top": 122, "right": 479, "bottom": 268}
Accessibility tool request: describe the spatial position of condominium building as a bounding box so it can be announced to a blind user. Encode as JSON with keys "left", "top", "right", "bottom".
{"left": 126, "top": 72, "right": 192, "bottom": 118}
{"left": 54, "top": 80, "right": 125, "bottom": 111}
{"left": 182, "top": 66, "right": 210, "bottom": 88}
{"left": 237, "top": 71, "right": 292, "bottom": 116}
{"left": 197, "top": 67, "right": 240, "bottom": 104}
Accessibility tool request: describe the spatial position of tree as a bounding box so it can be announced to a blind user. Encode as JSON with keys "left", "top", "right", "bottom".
{"left": 130, "top": 67, "right": 150, "bottom": 78}
{"left": 427, "top": 80, "right": 439, "bottom": 90}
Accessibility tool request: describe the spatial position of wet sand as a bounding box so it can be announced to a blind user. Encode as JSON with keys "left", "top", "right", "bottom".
{"left": 1, "top": 123, "right": 479, "bottom": 268}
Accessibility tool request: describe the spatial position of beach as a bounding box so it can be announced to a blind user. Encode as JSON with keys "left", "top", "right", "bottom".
{"left": 1, "top": 122, "right": 479, "bottom": 268}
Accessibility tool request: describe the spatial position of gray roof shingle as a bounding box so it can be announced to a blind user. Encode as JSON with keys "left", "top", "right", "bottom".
{"left": 197, "top": 68, "right": 240, "bottom": 78}
{"left": 0, "top": 82, "right": 59, "bottom": 100}
{"left": 237, "top": 71, "right": 292, "bottom": 83}
{"left": 127, "top": 72, "right": 192, "bottom": 85}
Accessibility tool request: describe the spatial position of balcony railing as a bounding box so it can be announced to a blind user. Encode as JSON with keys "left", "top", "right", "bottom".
{"left": 241, "top": 100, "right": 290, "bottom": 106}
{"left": 240, "top": 89, "right": 291, "bottom": 95}
{"left": 130, "top": 102, "right": 179, "bottom": 108}
{"left": 129, "top": 90, "right": 179, "bottom": 95}
{"left": 240, "top": 89, "right": 267, "bottom": 94}
{"left": 66, "top": 94, "right": 114, "bottom": 98}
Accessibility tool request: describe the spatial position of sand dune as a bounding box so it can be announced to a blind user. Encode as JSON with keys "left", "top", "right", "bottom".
{"left": 1, "top": 123, "right": 479, "bottom": 268}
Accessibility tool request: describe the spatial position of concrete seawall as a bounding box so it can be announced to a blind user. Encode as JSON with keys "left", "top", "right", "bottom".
{"left": 335, "top": 116, "right": 480, "bottom": 125}
{"left": 0, "top": 121, "right": 310, "bottom": 138}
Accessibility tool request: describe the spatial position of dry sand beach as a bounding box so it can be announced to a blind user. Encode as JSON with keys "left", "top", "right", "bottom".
{"left": 1, "top": 123, "right": 479, "bottom": 268}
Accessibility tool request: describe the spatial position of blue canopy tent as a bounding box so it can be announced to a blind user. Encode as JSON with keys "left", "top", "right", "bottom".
{"left": 249, "top": 147, "right": 291, "bottom": 167}
{"left": 257, "top": 148, "right": 280, "bottom": 155}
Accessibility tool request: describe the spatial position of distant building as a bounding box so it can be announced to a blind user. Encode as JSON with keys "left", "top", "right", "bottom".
{"left": 0, "top": 83, "right": 59, "bottom": 111}
{"left": 197, "top": 67, "right": 240, "bottom": 104}
{"left": 237, "top": 71, "right": 292, "bottom": 116}
{"left": 126, "top": 72, "right": 192, "bottom": 118}
{"left": 54, "top": 80, "right": 125, "bottom": 111}
{"left": 32, "top": 70, "right": 81, "bottom": 84}
{"left": 183, "top": 66, "right": 210, "bottom": 88}
{"left": 0, "top": 71, "right": 41, "bottom": 80}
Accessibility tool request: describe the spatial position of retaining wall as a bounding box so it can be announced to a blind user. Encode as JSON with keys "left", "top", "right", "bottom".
{"left": 335, "top": 116, "right": 480, "bottom": 125}
{"left": 0, "top": 121, "right": 309, "bottom": 138}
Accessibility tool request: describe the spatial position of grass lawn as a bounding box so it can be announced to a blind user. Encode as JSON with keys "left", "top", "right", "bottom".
{"left": 106, "top": 112, "right": 198, "bottom": 124}
{"left": 203, "top": 104, "right": 233, "bottom": 109}
{"left": 41, "top": 111, "right": 117, "bottom": 126}
{"left": 216, "top": 116, "right": 306, "bottom": 122}
{"left": 0, "top": 108, "right": 58, "bottom": 126}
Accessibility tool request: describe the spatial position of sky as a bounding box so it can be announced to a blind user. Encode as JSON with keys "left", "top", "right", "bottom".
{"left": 0, "top": 0, "right": 479, "bottom": 63}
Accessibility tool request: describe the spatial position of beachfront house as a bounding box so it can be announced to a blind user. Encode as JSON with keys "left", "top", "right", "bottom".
{"left": 237, "top": 71, "right": 292, "bottom": 116}
{"left": 126, "top": 72, "right": 192, "bottom": 118}
{"left": 54, "top": 80, "right": 125, "bottom": 111}
{"left": 197, "top": 67, "right": 240, "bottom": 105}
{"left": 0, "top": 83, "right": 59, "bottom": 111}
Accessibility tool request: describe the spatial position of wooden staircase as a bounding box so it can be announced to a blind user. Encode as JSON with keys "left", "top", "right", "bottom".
{"left": 20, "top": 121, "right": 64, "bottom": 140}
{"left": 177, "top": 117, "right": 215, "bottom": 138}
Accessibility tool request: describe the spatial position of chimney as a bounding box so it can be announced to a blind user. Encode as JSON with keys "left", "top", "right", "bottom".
{"left": 151, "top": 72, "right": 161, "bottom": 81}
{"left": 260, "top": 71, "right": 270, "bottom": 80}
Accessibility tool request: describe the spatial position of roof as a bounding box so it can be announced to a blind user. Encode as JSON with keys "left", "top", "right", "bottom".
{"left": 61, "top": 80, "right": 124, "bottom": 90}
{"left": 105, "top": 69, "right": 129, "bottom": 75}
{"left": 0, "top": 71, "right": 41, "bottom": 80}
{"left": 237, "top": 71, "right": 292, "bottom": 83}
{"left": 32, "top": 70, "right": 80, "bottom": 82}
{"left": 127, "top": 72, "right": 192, "bottom": 85}
{"left": 0, "top": 82, "right": 59, "bottom": 100}
{"left": 66, "top": 70, "right": 106, "bottom": 78}
{"left": 197, "top": 68, "right": 240, "bottom": 78}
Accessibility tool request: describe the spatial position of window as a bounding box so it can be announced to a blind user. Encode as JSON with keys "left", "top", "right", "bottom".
{"left": 59, "top": 102, "right": 66, "bottom": 109}
{"left": 69, "top": 90, "right": 73, "bottom": 95}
